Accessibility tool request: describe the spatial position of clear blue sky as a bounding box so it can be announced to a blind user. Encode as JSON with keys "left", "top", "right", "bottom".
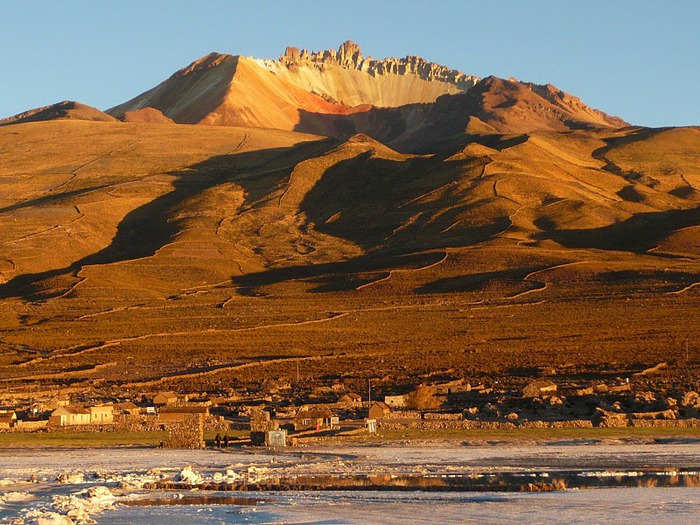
{"left": 1, "top": 0, "right": 698, "bottom": 126}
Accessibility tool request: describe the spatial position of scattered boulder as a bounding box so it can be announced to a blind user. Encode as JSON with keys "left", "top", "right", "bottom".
{"left": 463, "top": 407, "right": 479, "bottom": 420}
{"left": 481, "top": 403, "right": 501, "bottom": 418}
{"left": 593, "top": 408, "right": 628, "bottom": 427}
{"left": 574, "top": 387, "right": 594, "bottom": 396}
{"left": 632, "top": 409, "right": 676, "bottom": 420}
{"left": 681, "top": 391, "right": 700, "bottom": 409}
{"left": 608, "top": 383, "right": 631, "bottom": 393}
{"left": 522, "top": 380, "right": 557, "bottom": 398}
{"left": 521, "top": 480, "right": 567, "bottom": 492}
{"left": 547, "top": 396, "right": 564, "bottom": 406}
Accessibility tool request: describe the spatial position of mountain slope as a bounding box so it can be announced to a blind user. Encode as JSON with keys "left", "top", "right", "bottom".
{"left": 0, "top": 120, "right": 698, "bottom": 394}
{"left": 322, "top": 76, "right": 629, "bottom": 152}
{"left": 1, "top": 122, "right": 695, "bottom": 299}
{"left": 108, "top": 53, "right": 352, "bottom": 130}
{"left": 0, "top": 101, "right": 117, "bottom": 126}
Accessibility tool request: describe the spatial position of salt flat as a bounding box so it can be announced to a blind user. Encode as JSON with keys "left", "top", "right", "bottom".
{"left": 1, "top": 443, "right": 699, "bottom": 524}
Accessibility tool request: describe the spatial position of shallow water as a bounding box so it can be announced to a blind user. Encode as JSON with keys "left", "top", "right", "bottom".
{"left": 101, "top": 488, "right": 700, "bottom": 525}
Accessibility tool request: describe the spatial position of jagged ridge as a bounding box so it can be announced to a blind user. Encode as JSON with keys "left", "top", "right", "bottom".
{"left": 261, "top": 40, "right": 479, "bottom": 105}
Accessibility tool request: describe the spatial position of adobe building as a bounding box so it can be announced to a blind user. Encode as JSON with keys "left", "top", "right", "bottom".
{"left": 0, "top": 411, "right": 17, "bottom": 430}
{"left": 294, "top": 408, "right": 334, "bottom": 431}
{"left": 153, "top": 392, "right": 182, "bottom": 406}
{"left": 114, "top": 401, "right": 140, "bottom": 416}
{"left": 368, "top": 401, "right": 391, "bottom": 419}
{"left": 158, "top": 406, "right": 208, "bottom": 423}
{"left": 338, "top": 393, "right": 363, "bottom": 408}
{"left": 384, "top": 395, "right": 406, "bottom": 408}
{"left": 89, "top": 405, "right": 114, "bottom": 424}
{"left": 50, "top": 406, "right": 91, "bottom": 426}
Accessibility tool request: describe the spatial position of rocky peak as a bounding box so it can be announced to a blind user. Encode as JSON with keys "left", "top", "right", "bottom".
{"left": 338, "top": 40, "right": 363, "bottom": 63}
{"left": 278, "top": 41, "right": 479, "bottom": 90}
{"left": 174, "top": 52, "right": 234, "bottom": 78}
{"left": 283, "top": 46, "right": 300, "bottom": 63}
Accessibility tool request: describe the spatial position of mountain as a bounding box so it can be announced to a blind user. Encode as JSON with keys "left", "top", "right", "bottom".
{"left": 121, "top": 107, "right": 174, "bottom": 123}
{"left": 105, "top": 42, "right": 626, "bottom": 152}
{"left": 0, "top": 43, "right": 697, "bottom": 397}
{"left": 107, "top": 41, "right": 478, "bottom": 127}
{"left": 0, "top": 100, "right": 117, "bottom": 126}
{"left": 1, "top": 42, "right": 626, "bottom": 153}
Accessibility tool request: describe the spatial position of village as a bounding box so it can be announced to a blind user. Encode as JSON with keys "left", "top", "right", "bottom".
{"left": 2, "top": 361, "right": 700, "bottom": 448}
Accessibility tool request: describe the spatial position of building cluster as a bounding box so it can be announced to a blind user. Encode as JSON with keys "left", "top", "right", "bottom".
{"left": 0, "top": 391, "right": 212, "bottom": 431}
{"left": 2, "top": 367, "right": 699, "bottom": 446}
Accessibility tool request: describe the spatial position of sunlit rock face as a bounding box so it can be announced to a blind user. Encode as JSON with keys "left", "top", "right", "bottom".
{"left": 265, "top": 40, "right": 480, "bottom": 107}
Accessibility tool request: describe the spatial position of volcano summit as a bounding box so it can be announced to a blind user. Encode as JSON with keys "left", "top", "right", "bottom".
{"left": 102, "top": 41, "right": 626, "bottom": 152}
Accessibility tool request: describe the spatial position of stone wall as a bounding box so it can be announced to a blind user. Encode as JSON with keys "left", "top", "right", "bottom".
{"left": 8, "top": 420, "right": 47, "bottom": 432}
{"left": 5, "top": 414, "right": 227, "bottom": 434}
{"left": 204, "top": 416, "right": 232, "bottom": 432}
{"left": 384, "top": 410, "right": 421, "bottom": 420}
{"left": 42, "top": 423, "right": 118, "bottom": 433}
{"left": 630, "top": 418, "right": 700, "bottom": 428}
{"left": 423, "top": 412, "right": 463, "bottom": 421}
{"left": 379, "top": 419, "right": 594, "bottom": 430}
{"left": 520, "top": 420, "right": 594, "bottom": 429}
{"left": 598, "top": 417, "right": 629, "bottom": 428}
{"left": 162, "top": 414, "right": 204, "bottom": 449}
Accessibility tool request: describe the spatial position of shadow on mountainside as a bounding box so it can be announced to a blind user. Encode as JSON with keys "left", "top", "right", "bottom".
{"left": 10, "top": 130, "right": 693, "bottom": 301}
{"left": 0, "top": 140, "right": 335, "bottom": 300}
{"left": 534, "top": 206, "right": 700, "bottom": 254}
{"left": 232, "top": 250, "right": 448, "bottom": 295}
{"left": 229, "top": 141, "right": 700, "bottom": 294}
{"left": 590, "top": 127, "right": 662, "bottom": 179}
{"left": 294, "top": 99, "right": 473, "bottom": 154}
{"left": 298, "top": 150, "right": 506, "bottom": 252}
{"left": 415, "top": 268, "right": 541, "bottom": 295}
{"left": 228, "top": 150, "right": 511, "bottom": 294}
{"left": 0, "top": 185, "right": 111, "bottom": 214}
{"left": 293, "top": 78, "right": 613, "bottom": 155}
